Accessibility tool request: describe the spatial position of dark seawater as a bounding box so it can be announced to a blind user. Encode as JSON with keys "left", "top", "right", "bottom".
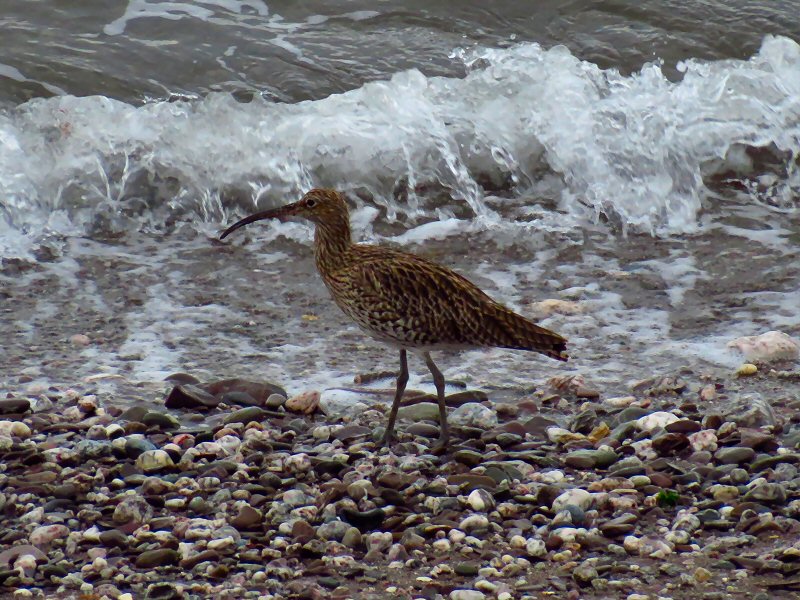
{"left": 3, "top": 0, "right": 800, "bottom": 105}
{"left": 0, "top": 1, "right": 798, "bottom": 397}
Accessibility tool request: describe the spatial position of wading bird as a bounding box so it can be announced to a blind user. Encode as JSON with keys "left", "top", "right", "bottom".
{"left": 220, "top": 189, "right": 568, "bottom": 451}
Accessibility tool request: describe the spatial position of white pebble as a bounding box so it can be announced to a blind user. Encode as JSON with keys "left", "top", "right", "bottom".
{"left": 546, "top": 426, "right": 584, "bottom": 444}
{"left": 631, "top": 439, "right": 657, "bottom": 460}
{"left": 0, "top": 421, "right": 31, "bottom": 439}
{"left": 538, "top": 470, "right": 565, "bottom": 484}
{"left": 216, "top": 435, "right": 241, "bottom": 454}
{"left": 285, "top": 453, "right": 311, "bottom": 473}
{"left": 282, "top": 489, "right": 312, "bottom": 508}
{"left": 70, "top": 333, "right": 91, "bottom": 346}
{"left": 474, "top": 580, "right": 497, "bottom": 593}
{"left": 448, "top": 529, "right": 466, "bottom": 544}
{"left": 688, "top": 430, "right": 717, "bottom": 452}
{"left": 311, "top": 425, "right": 331, "bottom": 440}
{"left": 552, "top": 488, "right": 593, "bottom": 512}
{"left": 450, "top": 403, "right": 498, "bottom": 428}
{"left": 603, "top": 396, "right": 636, "bottom": 408}
{"left": 449, "top": 590, "right": 485, "bottom": 600}
{"left": 14, "top": 554, "right": 37, "bottom": 574}
{"left": 728, "top": 330, "right": 799, "bottom": 363}
{"left": 135, "top": 450, "right": 174, "bottom": 473}
{"left": 459, "top": 514, "right": 489, "bottom": 532}
{"left": 623, "top": 535, "right": 641, "bottom": 554}
{"left": 207, "top": 536, "right": 236, "bottom": 552}
{"left": 318, "top": 390, "right": 368, "bottom": 420}
{"left": 525, "top": 538, "right": 547, "bottom": 558}
{"left": 636, "top": 412, "right": 679, "bottom": 432}
{"left": 30, "top": 524, "right": 69, "bottom": 546}
{"left": 672, "top": 511, "right": 701, "bottom": 533}
{"left": 466, "top": 489, "right": 495, "bottom": 512}
{"left": 366, "top": 532, "right": 392, "bottom": 552}
{"left": 555, "top": 527, "right": 582, "bottom": 543}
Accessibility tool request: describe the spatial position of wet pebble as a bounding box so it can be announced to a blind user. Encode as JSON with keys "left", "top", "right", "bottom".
{"left": 265, "top": 393, "right": 287, "bottom": 409}
{"left": 76, "top": 439, "right": 113, "bottom": 460}
{"left": 715, "top": 446, "right": 756, "bottom": 465}
{"left": 636, "top": 411, "right": 679, "bottom": 432}
{"left": 466, "top": 489, "right": 495, "bottom": 512}
{"left": 397, "top": 402, "right": 440, "bottom": 422}
{"left": 164, "top": 384, "right": 220, "bottom": 410}
{"left": 552, "top": 489, "right": 592, "bottom": 512}
{"left": 0, "top": 421, "right": 30, "bottom": 438}
{"left": 285, "top": 390, "right": 320, "bottom": 414}
{"left": 135, "top": 549, "right": 180, "bottom": 568}
{"left": 230, "top": 505, "right": 262, "bottom": 530}
{"left": 205, "top": 378, "right": 286, "bottom": 404}
{"left": 728, "top": 330, "right": 799, "bottom": 363}
{"left": 135, "top": 449, "right": 175, "bottom": 473}
{"left": 224, "top": 406, "right": 268, "bottom": 424}
{"left": 564, "top": 448, "right": 619, "bottom": 469}
{"left": 0, "top": 399, "right": 31, "bottom": 415}
{"left": 449, "top": 591, "right": 485, "bottom": 600}
{"left": 450, "top": 403, "right": 498, "bottom": 428}
{"left": 29, "top": 525, "right": 69, "bottom": 547}
{"left": 319, "top": 390, "right": 369, "bottom": 420}
{"left": 743, "top": 482, "right": 787, "bottom": 504}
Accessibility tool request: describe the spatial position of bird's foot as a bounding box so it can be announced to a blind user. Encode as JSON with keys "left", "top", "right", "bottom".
{"left": 377, "top": 431, "right": 395, "bottom": 449}
{"left": 429, "top": 434, "right": 450, "bottom": 456}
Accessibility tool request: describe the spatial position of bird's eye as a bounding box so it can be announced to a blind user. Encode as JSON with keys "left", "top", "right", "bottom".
{"left": 306, "top": 198, "right": 317, "bottom": 208}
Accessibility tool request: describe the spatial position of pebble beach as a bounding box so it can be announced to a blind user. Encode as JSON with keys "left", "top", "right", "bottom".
{"left": 2, "top": 335, "right": 800, "bottom": 599}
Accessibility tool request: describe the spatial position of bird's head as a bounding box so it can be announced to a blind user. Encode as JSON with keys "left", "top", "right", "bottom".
{"left": 220, "top": 188, "right": 349, "bottom": 239}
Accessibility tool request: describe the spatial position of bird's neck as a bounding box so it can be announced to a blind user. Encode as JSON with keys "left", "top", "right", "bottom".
{"left": 313, "top": 216, "right": 352, "bottom": 273}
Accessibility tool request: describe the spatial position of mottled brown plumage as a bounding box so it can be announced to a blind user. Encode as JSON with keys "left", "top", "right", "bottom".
{"left": 220, "top": 188, "right": 568, "bottom": 450}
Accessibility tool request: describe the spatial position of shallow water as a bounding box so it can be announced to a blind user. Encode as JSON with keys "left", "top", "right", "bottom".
{"left": 1, "top": 2, "right": 798, "bottom": 401}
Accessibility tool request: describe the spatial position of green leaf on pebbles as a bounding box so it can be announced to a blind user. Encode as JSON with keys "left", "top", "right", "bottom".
{"left": 656, "top": 489, "right": 680, "bottom": 507}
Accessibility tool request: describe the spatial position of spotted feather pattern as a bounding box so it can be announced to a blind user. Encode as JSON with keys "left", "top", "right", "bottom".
{"left": 301, "top": 189, "right": 568, "bottom": 361}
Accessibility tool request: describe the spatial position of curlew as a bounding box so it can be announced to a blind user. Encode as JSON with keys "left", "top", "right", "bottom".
{"left": 220, "top": 188, "right": 568, "bottom": 451}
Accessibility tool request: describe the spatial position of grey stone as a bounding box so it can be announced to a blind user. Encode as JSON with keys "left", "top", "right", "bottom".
{"left": 224, "top": 406, "right": 268, "bottom": 425}
{"left": 135, "top": 549, "right": 180, "bottom": 568}
{"left": 743, "top": 483, "right": 787, "bottom": 504}
{"left": 715, "top": 447, "right": 756, "bottom": 465}
{"left": 75, "top": 439, "right": 113, "bottom": 460}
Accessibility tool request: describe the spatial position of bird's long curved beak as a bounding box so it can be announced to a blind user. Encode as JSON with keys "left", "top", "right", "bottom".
{"left": 219, "top": 201, "right": 303, "bottom": 240}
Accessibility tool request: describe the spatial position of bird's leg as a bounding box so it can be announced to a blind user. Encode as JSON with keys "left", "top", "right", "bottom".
{"left": 424, "top": 352, "right": 450, "bottom": 453}
{"left": 379, "top": 349, "right": 408, "bottom": 447}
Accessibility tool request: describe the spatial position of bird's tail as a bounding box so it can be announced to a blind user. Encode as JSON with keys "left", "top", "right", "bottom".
{"left": 493, "top": 309, "right": 569, "bottom": 361}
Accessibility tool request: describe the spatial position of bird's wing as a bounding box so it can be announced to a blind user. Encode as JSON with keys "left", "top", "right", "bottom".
{"left": 340, "top": 246, "right": 568, "bottom": 359}
{"left": 343, "top": 249, "right": 502, "bottom": 346}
